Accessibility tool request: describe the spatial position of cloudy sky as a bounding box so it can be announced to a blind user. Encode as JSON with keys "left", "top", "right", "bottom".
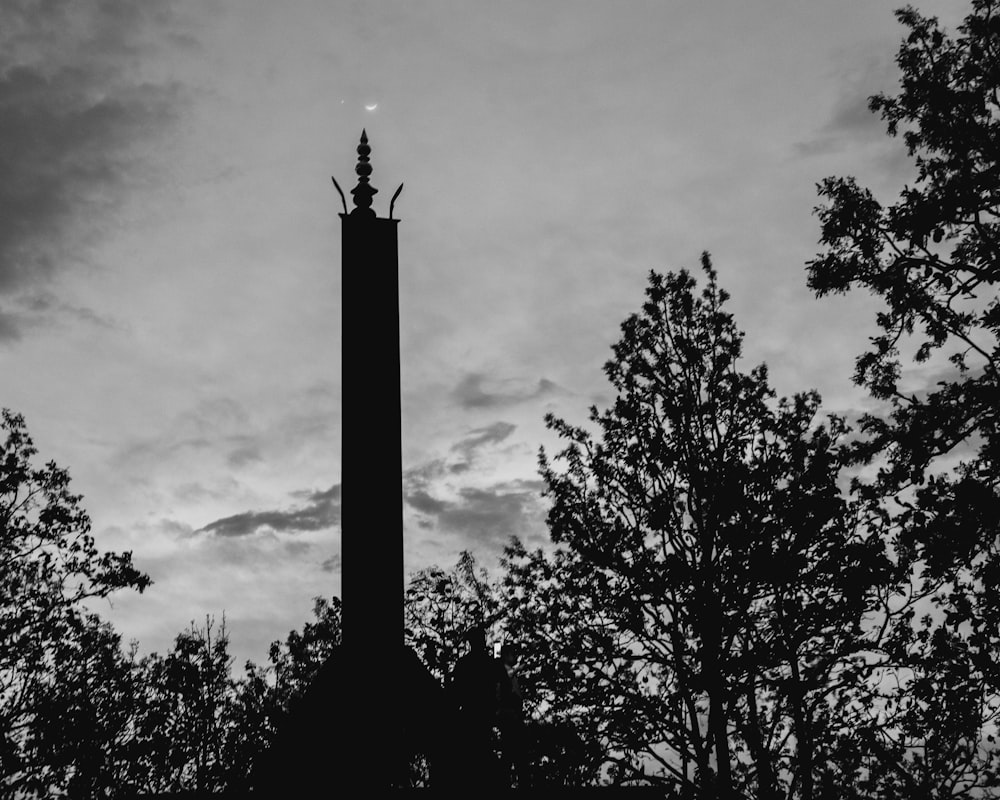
{"left": 0, "top": 0, "right": 969, "bottom": 669}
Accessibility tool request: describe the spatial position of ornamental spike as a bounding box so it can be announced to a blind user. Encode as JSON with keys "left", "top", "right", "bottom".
{"left": 350, "top": 129, "right": 377, "bottom": 217}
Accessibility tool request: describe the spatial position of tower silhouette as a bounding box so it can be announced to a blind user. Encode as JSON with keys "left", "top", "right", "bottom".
{"left": 253, "top": 132, "right": 446, "bottom": 793}
{"left": 240, "top": 131, "right": 670, "bottom": 798}
{"left": 338, "top": 128, "right": 404, "bottom": 662}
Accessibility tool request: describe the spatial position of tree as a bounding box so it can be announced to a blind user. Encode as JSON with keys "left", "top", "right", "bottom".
{"left": 266, "top": 595, "right": 342, "bottom": 710}
{"left": 224, "top": 657, "right": 281, "bottom": 793}
{"left": 808, "top": 0, "right": 999, "bottom": 484}
{"left": 503, "top": 259, "right": 893, "bottom": 798}
{"left": 0, "top": 409, "right": 150, "bottom": 797}
{"left": 19, "top": 611, "right": 145, "bottom": 798}
{"left": 405, "top": 550, "right": 501, "bottom": 685}
{"left": 808, "top": 1, "right": 1000, "bottom": 794}
{"left": 244, "top": 596, "right": 344, "bottom": 791}
{"left": 406, "top": 551, "right": 600, "bottom": 787}
{"left": 132, "top": 604, "right": 345, "bottom": 795}
{"left": 130, "top": 617, "right": 238, "bottom": 794}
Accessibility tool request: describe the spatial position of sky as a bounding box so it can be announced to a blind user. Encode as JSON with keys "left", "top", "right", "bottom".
{"left": 0, "top": 0, "right": 972, "bottom": 670}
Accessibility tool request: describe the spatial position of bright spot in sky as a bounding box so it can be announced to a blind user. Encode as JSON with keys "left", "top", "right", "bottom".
{"left": 365, "top": 103, "right": 378, "bottom": 111}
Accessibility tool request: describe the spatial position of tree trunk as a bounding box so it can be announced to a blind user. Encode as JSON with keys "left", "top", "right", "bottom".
{"left": 787, "top": 645, "right": 813, "bottom": 800}
{"left": 708, "top": 682, "right": 733, "bottom": 798}
{"left": 743, "top": 665, "right": 778, "bottom": 800}
{"left": 702, "top": 608, "right": 733, "bottom": 798}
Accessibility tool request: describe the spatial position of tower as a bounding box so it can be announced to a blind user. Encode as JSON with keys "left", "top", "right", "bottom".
{"left": 250, "top": 131, "right": 678, "bottom": 797}
{"left": 336, "top": 130, "right": 409, "bottom": 785}
{"left": 338, "top": 129, "right": 404, "bottom": 660}
{"left": 255, "top": 132, "right": 447, "bottom": 794}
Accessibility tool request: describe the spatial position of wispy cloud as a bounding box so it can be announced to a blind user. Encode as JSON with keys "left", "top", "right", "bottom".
{"left": 0, "top": 310, "right": 22, "bottom": 342}
{"left": 0, "top": 0, "right": 188, "bottom": 339}
{"left": 320, "top": 554, "right": 342, "bottom": 573}
{"left": 401, "top": 419, "right": 548, "bottom": 556}
{"left": 199, "top": 484, "right": 342, "bottom": 538}
{"left": 793, "top": 50, "right": 898, "bottom": 158}
{"left": 405, "top": 479, "right": 547, "bottom": 552}
{"left": 226, "top": 443, "right": 263, "bottom": 468}
{"left": 451, "top": 421, "right": 517, "bottom": 461}
{"left": 406, "top": 489, "right": 451, "bottom": 515}
{"left": 116, "top": 394, "right": 330, "bottom": 478}
{"left": 452, "top": 372, "right": 560, "bottom": 410}
{"left": 402, "top": 421, "right": 521, "bottom": 489}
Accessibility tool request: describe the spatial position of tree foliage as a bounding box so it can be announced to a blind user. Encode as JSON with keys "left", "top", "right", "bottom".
{"left": 266, "top": 595, "right": 342, "bottom": 710}
{"left": 0, "top": 409, "right": 150, "bottom": 797}
{"left": 808, "top": 1, "right": 1000, "bottom": 795}
{"left": 405, "top": 550, "right": 500, "bottom": 684}
{"left": 18, "top": 612, "right": 144, "bottom": 798}
{"left": 129, "top": 617, "right": 241, "bottom": 794}
{"left": 808, "top": 1, "right": 1000, "bottom": 479}
{"left": 405, "top": 550, "right": 600, "bottom": 787}
{"left": 499, "top": 259, "right": 894, "bottom": 797}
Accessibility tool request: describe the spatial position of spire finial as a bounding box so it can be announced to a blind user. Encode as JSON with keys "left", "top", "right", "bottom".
{"left": 350, "top": 129, "right": 377, "bottom": 217}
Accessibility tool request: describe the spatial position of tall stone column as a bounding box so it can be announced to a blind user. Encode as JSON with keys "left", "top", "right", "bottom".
{"left": 338, "top": 129, "right": 404, "bottom": 656}
{"left": 336, "top": 130, "right": 406, "bottom": 787}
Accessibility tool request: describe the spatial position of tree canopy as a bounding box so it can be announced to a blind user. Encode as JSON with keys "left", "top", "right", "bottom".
{"left": 808, "top": 1, "right": 1000, "bottom": 794}
{"left": 496, "top": 258, "right": 893, "bottom": 797}
{"left": 0, "top": 409, "right": 150, "bottom": 796}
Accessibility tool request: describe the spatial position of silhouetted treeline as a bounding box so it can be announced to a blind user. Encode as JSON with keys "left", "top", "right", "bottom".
{"left": 3, "top": 0, "right": 1000, "bottom": 795}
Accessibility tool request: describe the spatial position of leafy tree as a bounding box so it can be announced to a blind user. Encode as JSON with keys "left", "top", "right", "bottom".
{"left": 130, "top": 617, "right": 237, "bottom": 794}
{"left": 266, "top": 595, "right": 342, "bottom": 710}
{"left": 808, "top": 0, "right": 999, "bottom": 485}
{"left": 503, "top": 259, "right": 893, "bottom": 797}
{"left": 108, "top": 605, "right": 338, "bottom": 796}
{"left": 406, "top": 551, "right": 600, "bottom": 787}
{"left": 808, "top": 1, "right": 1000, "bottom": 794}
{"left": 243, "top": 596, "right": 343, "bottom": 790}
{"left": 405, "top": 550, "right": 501, "bottom": 684}
{"left": 18, "top": 612, "right": 144, "bottom": 798}
{"left": 223, "top": 657, "right": 280, "bottom": 793}
{"left": 0, "top": 409, "right": 150, "bottom": 797}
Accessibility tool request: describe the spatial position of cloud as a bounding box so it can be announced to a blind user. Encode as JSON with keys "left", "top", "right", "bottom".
{"left": 226, "top": 443, "right": 263, "bottom": 468}
{"left": 20, "top": 289, "right": 118, "bottom": 328}
{"left": 175, "top": 397, "right": 250, "bottom": 436}
{"left": 0, "top": 0, "right": 187, "bottom": 339}
{"left": 451, "top": 421, "right": 517, "bottom": 461}
{"left": 405, "top": 479, "right": 547, "bottom": 551}
{"left": 793, "top": 49, "right": 899, "bottom": 158}
{"left": 452, "top": 372, "right": 560, "bottom": 410}
{"left": 320, "top": 554, "right": 342, "bottom": 573}
{"left": 402, "top": 420, "right": 549, "bottom": 553}
{"left": 118, "top": 394, "right": 336, "bottom": 474}
{"left": 402, "top": 421, "right": 521, "bottom": 487}
{"left": 172, "top": 477, "right": 244, "bottom": 505}
{"left": 198, "top": 484, "right": 342, "bottom": 538}
{"left": 406, "top": 489, "right": 451, "bottom": 515}
{"left": 0, "top": 310, "right": 22, "bottom": 342}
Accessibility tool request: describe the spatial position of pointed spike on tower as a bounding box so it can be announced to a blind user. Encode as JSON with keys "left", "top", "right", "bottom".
{"left": 350, "top": 128, "right": 378, "bottom": 217}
